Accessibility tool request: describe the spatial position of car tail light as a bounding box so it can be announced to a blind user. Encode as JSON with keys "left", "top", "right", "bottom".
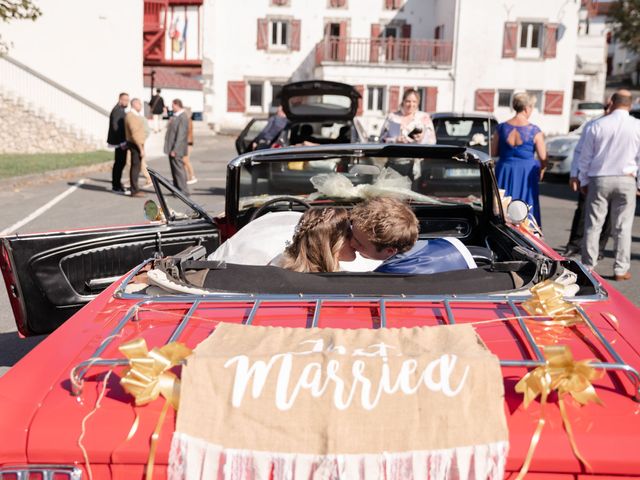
{"left": 574, "top": 111, "right": 585, "bottom": 116}
{"left": 272, "top": 143, "right": 283, "bottom": 148}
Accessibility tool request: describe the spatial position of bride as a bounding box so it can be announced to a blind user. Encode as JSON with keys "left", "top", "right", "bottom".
{"left": 209, "top": 207, "right": 380, "bottom": 272}
{"left": 273, "top": 207, "right": 355, "bottom": 272}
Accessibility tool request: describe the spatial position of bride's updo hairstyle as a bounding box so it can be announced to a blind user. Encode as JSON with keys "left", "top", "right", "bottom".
{"left": 283, "top": 207, "right": 351, "bottom": 273}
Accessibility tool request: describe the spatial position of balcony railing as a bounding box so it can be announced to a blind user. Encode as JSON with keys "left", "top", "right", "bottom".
{"left": 315, "top": 37, "right": 453, "bottom": 67}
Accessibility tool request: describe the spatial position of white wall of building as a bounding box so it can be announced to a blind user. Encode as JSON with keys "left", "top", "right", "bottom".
{"left": 203, "top": 0, "right": 445, "bottom": 132}
{"left": 2, "top": 0, "right": 144, "bottom": 112}
{"left": 453, "top": 0, "right": 580, "bottom": 134}
{"left": 201, "top": 0, "right": 605, "bottom": 136}
{"left": 575, "top": 15, "right": 607, "bottom": 102}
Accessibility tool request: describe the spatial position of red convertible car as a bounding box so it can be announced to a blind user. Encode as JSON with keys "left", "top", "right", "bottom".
{"left": 1, "top": 144, "right": 639, "bottom": 479}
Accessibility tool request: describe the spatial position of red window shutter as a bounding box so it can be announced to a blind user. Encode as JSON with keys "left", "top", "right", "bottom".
{"left": 425, "top": 86, "right": 438, "bottom": 112}
{"left": 257, "top": 19, "right": 268, "bottom": 50}
{"left": 388, "top": 86, "right": 400, "bottom": 112}
{"left": 543, "top": 23, "right": 558, "bottom": 58}
{"left": 370, "top": 23, "right": 381, "bottom": 63}
{"left": 475, "top": 89, "right": 495, "bottom": 112}
{"left": 384, "top": 0, "right": 394, "bottom": 9}
{"left": 544, "top": 90, "right": 564, "bottom": 114}
{"left": 330, "top": 0, "right": 346, "bottom": 6}
{"left": 502, "top": 22, "right": 517, "bottom": 58}
{"left": 227, "top": 81, "right": 246, "bottom": 112}
{"left": 355, "top": 84, "right": 364, "bottom": 116}
{"left": 290, "top": 19, "right": 301, "bottom": 51}
{"left": 337, "top": 21, "right": 347, "bottom": 60}
{"left": 401, "top": 24, "right": 411, "bottom": 38}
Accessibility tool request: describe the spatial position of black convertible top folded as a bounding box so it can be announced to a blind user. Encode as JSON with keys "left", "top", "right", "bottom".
{"left": 191, "top": 263, "right": 525, "bottom": 296}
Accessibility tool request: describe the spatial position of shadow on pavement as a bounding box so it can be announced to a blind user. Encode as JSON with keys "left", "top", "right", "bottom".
{"left": 0, "top": 332, "right": 46, "bottom": 368}
{"left": 70, "top": 182, "right": 112, "bottom": 193}
{"left": 195, "top": 187, "right": 225, "bottom": 196}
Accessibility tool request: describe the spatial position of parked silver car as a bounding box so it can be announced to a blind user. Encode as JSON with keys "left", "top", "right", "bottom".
{"left": 569, "top": 100, "right": 604, "bottom": 130}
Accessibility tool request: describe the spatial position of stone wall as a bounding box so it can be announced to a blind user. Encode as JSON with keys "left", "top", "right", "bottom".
{"left": 0, "top": 93, "right": 98, "bottom": 154}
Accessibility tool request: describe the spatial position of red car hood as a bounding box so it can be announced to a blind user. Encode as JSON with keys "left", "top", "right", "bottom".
{"left": 1, "top": 282, "right": 640, "bottom": 477}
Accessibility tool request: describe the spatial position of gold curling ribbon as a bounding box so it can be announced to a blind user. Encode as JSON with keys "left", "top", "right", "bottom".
{"left": 522, "top": 280, "right": 583, "bottom": 327}
{"left": 119, "top": 338, "right": 192, "bottom": 479}
{"left": 514, "top": 345, "right": 603, "bottom": 479}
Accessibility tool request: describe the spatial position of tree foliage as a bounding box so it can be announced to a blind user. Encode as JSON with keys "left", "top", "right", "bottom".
{"left": 0, "top": 0, "right": 42, "bottom": 53}
{"left": 608, "top": 0, "right": 640, "bottom": 53}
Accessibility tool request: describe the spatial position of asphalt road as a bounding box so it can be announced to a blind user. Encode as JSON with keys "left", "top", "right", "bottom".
{"left": 0, "top": 129, "right": 638, "bottom": 377}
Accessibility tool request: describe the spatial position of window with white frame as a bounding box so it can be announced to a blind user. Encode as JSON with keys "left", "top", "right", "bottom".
{"left": 271, "top": 83, "right": 284, "bottom": 108}
{"left": 249, "top": 83, "right": 264, "bottom": 108}
{"left": 518, "top": 22, "right": 543, "bottom": 58}
{"left": 367, "top": 86, "right": 385, "bottom": 112}
{"left": 497, "top": 90, "right": 513, "bottom": 108}
{"left": 270, "top": 20, "right": 289, "bottom": 48}
{"left": 527, "top": 90, "right": 544, "bottom": 111}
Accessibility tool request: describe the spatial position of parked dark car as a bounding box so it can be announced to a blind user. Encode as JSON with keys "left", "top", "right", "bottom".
{"left": 431, "top": 112, "right": 497, "bottom": 156}
{"left": 384, "top": 112, "right": 497, "bottom": 196}
{"left": 235, "top": 80, "right": 367, "bottom": 154}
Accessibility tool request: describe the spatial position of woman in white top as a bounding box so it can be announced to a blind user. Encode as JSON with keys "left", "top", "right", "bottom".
{"left": 380, "top": 88, "right": 436, "bottom": 145}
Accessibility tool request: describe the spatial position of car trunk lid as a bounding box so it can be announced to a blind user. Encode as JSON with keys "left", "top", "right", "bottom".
{"left": 15, "top": 295, "right": 640, "bottom": 475}
{"left": 281, "top": 80, "right": 361, "bottom": 122}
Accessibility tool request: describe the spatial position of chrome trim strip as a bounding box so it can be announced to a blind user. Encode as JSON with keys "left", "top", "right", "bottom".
{"left": 0, "top": 465, "right": 82, "bottom": 479}
{"left": 311, "top": 299, "right": 322, "bottom": 328}
{"left": 167, "top": 299, "right": 201, "bottom": 343}
{"left": 244, "top": 299, "right": 261, "bottom": 325}
{"left": 508, "top": 299, "right": 544, "bottom": 362}
{"left": 379, "top": 298, "right": 387, "bottom": 328}
{"left": 575, "top": 304, "right": 640, "bottom": 400}
{"left": 444, "top": 298, "right": 455, "bottom": 324}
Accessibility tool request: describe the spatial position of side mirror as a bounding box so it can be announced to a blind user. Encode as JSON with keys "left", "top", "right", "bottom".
{"left": 506, "top": 200, "right": 529, "bottom": 224}
{"left": 349, "top": 164, "right": 381, "bottom": 176}
{"left": 144, "top": 199, "right": 164, "bottom": 222}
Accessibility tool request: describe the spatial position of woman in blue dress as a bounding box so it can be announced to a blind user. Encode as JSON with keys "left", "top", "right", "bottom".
{"left": 491, "top": 92, "right": 547, "bottom": 225}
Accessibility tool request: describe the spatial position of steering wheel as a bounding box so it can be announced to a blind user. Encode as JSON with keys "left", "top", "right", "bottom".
{"left": 249, "top": 196, "right": 311, "bottom": 222}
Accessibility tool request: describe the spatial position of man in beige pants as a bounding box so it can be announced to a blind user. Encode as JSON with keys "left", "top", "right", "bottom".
{"left": 124, "top": 98, "right": 147, "bottom": 198}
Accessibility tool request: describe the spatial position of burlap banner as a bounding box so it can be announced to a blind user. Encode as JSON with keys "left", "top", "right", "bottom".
{"left": 170, "top": 323, "right": 508, "bottom": 479}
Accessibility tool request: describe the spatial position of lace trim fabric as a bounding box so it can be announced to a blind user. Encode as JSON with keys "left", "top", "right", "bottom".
{"left": 168, "top": 432, "right": 508, "bottom": 480}
{"left": 499, "top": 123, "right": 540, "bottom": 146}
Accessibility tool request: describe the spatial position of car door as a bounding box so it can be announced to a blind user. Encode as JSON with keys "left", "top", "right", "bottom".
{"left": 0, "top": 171, "right": 221, "bottom": 336}
{"left": 235, "top": 118, "right": 269, "bottom": 154}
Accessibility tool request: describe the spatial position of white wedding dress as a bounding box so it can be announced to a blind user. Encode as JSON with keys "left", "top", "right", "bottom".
{"left": 208, "top": 211, "right": 381, "bottom": 272}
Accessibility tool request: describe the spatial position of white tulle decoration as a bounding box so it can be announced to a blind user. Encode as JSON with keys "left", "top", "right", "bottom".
{"left": 309, "top": 168, "right": 443, "bottom": 204}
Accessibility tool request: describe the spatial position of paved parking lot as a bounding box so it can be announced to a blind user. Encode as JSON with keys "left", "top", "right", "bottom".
{"left": 0, "top": 128, "right": 638, "bottom": 377}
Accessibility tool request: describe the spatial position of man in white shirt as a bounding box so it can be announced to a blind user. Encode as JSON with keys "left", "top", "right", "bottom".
{"left": 578, "top": 89, "right": 640, "bottom": 281}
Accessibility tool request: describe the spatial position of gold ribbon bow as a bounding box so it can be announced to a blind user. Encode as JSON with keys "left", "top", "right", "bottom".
{"left": 119, "top": 338, "right": 192, "bottom": 479}
{"left": 514, "top": 345, "right": 603, "bottom": 479}
{"left": 522, "top": 280, "right": 583, "bottom": 327}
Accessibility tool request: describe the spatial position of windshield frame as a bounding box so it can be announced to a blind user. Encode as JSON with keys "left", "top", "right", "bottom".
{"left": 226, "top": 144, "right": 498, "bottom": 226}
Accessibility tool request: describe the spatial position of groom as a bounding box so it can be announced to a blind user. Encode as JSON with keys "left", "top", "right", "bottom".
{"left": 349, "top": 197, "right": 476, "bottom": 274}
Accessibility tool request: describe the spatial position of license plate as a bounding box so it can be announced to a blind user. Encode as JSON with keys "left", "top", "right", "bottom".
{"left": 444, "top": 168, "right": 479, "bottom": 178}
